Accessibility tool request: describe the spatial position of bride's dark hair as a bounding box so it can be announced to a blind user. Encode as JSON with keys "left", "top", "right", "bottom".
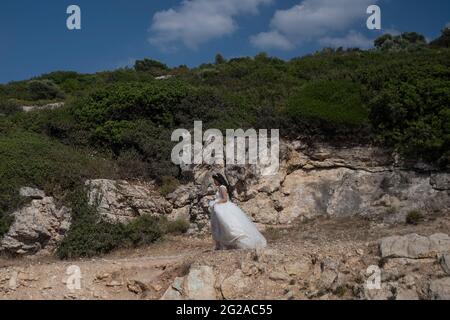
{"left": 212, "top": 173, "right": 233, "bottom": 200}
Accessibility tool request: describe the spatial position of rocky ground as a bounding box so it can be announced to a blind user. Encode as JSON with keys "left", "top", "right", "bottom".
{"left": 1, "top": 214, "right": 449, "bottom": 300}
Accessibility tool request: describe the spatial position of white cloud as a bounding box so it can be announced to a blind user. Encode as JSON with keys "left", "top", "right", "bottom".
{"left": 250, "top": 31, "right": 294, "bottom": 51}
{"left": 149, "top": 0, "right": 272, "bottom": 50}
{"left": 446, "top": 22, "right": 450, "bottom": 28}
{"left": 251, "top": 0, "right": 378, "bottom": 50}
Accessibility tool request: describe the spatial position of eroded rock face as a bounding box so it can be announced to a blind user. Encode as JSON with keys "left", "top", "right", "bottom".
{"left": 239, "top": 194, "right": 278, "bottom": 225}
{"left": 0, "top": 190, "right": 71, "bottom": 255}
{"left": 160, "top": 140, "right": 450, "bottom": 229}
{"left": 86, "top": 179, "right": 172, "bottom": 224}
{"left": 277, "top": 169, "right": 450, "bottom": 224}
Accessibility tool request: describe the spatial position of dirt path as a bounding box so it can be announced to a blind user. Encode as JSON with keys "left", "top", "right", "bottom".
{"left": 0, "top": 236, "right": 211, "bottom": 300}
{"left": 1, "top": 215, "right": 449, "bottom": 300}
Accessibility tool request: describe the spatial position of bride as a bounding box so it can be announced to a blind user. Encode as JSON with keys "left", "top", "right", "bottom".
{"left": 209, "top": 173, "right": 267, "bottom": 250}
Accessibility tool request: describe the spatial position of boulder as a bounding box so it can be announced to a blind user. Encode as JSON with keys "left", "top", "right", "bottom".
{"left": 379, "top": 233, "right": 450, "bottom": 259}
{"left": 430, "top": 173, "right": 450, "bottom": 191}
{"left": 161, "top": 266, "right": 217, "bottom": 300}
{"left": 184, "top": 266, "right": 216, "bottom": 300}
{"left": 221, "top": 269, "right": 251, "bottom": 299}
{"left": 0, "top": 195, "right": 71, "bottom": 255}
{"left": 86, "top": 179, "right": 172, "bottom": 224}
{"left": 161, "top": 277, "right": 184, "bottom": 300}
{"left": 168, "top": 206, "right": 191, "bottom": 223}
{"left": 318, "top": 270, "right": 337, "bottom": 292}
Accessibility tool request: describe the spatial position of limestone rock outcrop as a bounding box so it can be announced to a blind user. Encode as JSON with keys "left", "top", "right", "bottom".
{"left": 86, "top": 179, "right": 172, "bottom": 224}
{"left": 0, "top": 188, "right": 71, "bottom": 255}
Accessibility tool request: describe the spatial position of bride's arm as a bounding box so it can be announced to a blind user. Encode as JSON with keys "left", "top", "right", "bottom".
{"left": 215, "top": 186, "right": 229, "bottom": 204}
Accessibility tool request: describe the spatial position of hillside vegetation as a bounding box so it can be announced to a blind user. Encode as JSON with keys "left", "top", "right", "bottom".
{"left": 1, "top": 29, "right": 449, "bottom": 256}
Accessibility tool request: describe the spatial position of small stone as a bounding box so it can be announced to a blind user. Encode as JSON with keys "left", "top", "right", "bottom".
{"left": 396, "top": 288, "right": 419, "bottom": 300}
{"left": 269, "top": 271, "right": 291, "bottom": 282}
{"left": 127, "top": 280, "right": 147, "bottom": 294}
{"left": 318, "top": 270, "right": 337, "bottom": 292}
{"left": 284, "top": 259, "right": 311, "bottom": 277}
{"left": 151, "top": 283, "right": 163, "bottom": 292}
{"left": 95, "top": 273, "right": 111, "bottom": 281}
{"left": 106, "top": 280, "right": 122, "bottom": 287}
{"left": 285, "top": 291, "right": 295, "bottom": 300}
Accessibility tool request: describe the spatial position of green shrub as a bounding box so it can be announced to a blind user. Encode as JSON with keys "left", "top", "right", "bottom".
{"left": 123, "top": 215, "right": 164, "bottom": 247}
{"left": 134, "top": 58, "right": 169, "bottom": 75}
{"left": 56, "top": 191, "right": 128, "bottom": 259}
{"left": 0, "top": 214, "right": 14, "bottom": 238}
{"left": 0, "top": 100, "right": 20, "bottom": 116}
{"left": 161, "top": 217, "right": 190, "bottom": 235}
{"left": 73, "top": 81, "right": 190, "bottom": 125}
{"left": 27, "top": 80, "right": 65, "bottom": 101}
{"left": 159, "top": 176, "right": 180, "bottom": 196}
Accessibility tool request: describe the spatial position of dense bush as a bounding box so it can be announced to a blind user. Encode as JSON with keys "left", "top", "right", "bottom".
{"left": 72, "top": 81, "right": 190, "bottom": 126}
{"left": 287, "top": 80, "right": 368, "bottom": 126}
{"left": 0, "top": 100, "right": 20, "bottom": 116}
{"left": 134, "top": 58, "right": 169, "bottom": 75}
{"left": 57, "top": 190, "right": 188, "bottom": 259}
{"left": 27, "top": 80, "right": 65, "bottom": 101}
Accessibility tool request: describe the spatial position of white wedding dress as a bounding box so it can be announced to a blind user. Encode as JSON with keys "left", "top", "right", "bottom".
{"left": 210, "top": 185, "right": 267, "bottom": 250}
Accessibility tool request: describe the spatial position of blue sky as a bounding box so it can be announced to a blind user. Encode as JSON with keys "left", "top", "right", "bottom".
{"left": 1, "top": 0, "right": 449, "bottom": 83}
